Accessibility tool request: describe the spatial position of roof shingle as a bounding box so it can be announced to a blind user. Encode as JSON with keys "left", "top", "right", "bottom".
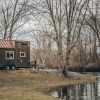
{"left": 0, "top": 40, "right": 15, "bottom": 48}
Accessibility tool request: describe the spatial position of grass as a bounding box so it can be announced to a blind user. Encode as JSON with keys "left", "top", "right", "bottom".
{"left": 0, "top": 70, "right": 97, "bottom": 100}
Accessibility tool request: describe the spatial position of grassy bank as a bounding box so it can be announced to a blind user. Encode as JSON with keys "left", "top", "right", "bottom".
{"left": 0, "top": 70, "right": 96, "bottom": 100}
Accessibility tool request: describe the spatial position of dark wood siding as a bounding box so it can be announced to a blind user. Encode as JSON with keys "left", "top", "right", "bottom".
{"left": 15, "top": 41, "right": 30, "bottom": 67}
{"left": 0, "top": 48, "right": 15, "bottom": 67}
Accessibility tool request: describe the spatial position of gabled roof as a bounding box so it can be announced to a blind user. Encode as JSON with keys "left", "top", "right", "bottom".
{"left": 0, "top": 39, "right": 15, "bottom": 48}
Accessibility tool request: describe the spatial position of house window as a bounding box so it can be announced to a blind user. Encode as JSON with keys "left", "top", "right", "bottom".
{"left": 5, "top": 51, "right": 14, "bottom": 59}
{"left": 20, "top": 52, "right": 26, "bottom": 57}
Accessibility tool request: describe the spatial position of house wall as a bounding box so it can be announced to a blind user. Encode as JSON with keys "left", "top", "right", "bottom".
{"left": 15, "top": 41, "right": 30, "bottom": 68}
{"left": 0, "top": 48, "right": 15, "bottom": 67}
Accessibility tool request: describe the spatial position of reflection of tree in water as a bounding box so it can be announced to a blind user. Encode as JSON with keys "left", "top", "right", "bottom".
{"left": 60, "top": 86, "right": 70, "bottom": 100}
{"left": 50, "top": 75, "right": 99, "bottom": 100}
{"left": 51, "top": 84, "right": 96, "bottom": 100}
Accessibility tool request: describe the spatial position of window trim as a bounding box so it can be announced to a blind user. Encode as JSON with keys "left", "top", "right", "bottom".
{"left": 5, "top": 51, "right": 14, "bottom": 59}
{"left": 20, "top": 52, "right": 26, "bottom": 57}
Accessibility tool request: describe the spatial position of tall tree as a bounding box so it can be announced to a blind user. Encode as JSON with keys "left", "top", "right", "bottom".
{"left": 35, "top": 0, "right": 90, "bottom": 69}
{"left": 0, "top": 0, "right": 30, "bottom": 39}
{"left": 41, "top": 0, "right": 65, "bottom": 68}
{"left": 85, "top": 0, "right": 100, "bottom": 64}
{"left": 63, "top": 0, "right": 90, "bottom": 68}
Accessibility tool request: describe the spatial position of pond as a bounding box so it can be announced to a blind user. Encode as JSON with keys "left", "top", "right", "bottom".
{"left": 49, "top": 72, "right": 100, "bottom": 100}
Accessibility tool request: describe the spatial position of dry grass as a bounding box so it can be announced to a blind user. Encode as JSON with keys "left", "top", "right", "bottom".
{"left": 0, "top": 87, "right": 60, "bottom": 100}
{"left": 0, "top": 70, "right": 96, "bottom": 100}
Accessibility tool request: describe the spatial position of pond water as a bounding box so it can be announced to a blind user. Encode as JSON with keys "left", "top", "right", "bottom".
{"left": 49, "top": 73, "right": 100, "bottom": 100}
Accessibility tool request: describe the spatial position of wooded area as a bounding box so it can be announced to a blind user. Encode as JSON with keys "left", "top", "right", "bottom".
{"left": 0, "top": 0, "right": 100, "bottom": 70}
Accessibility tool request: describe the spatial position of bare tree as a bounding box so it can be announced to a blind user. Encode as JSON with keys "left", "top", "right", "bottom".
{"left": 85, "top": 0, "right": 100, "bottom": 65}
{"left": 32, "top": 0, "right": 90, "bottom": 70}
{"left": 0, "top": 0, "right": 30, "bottom": 39}
{"left": 43, "top": 0, "right": 65, "bottom": 68}
{"left": 62, "top": 0, "right": 90, "bottom": 69}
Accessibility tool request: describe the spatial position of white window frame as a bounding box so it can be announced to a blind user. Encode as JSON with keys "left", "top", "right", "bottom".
{"left": 5, "top": 51, "right": 14, "bottom": 59}
{"left": 20, "top": 52, "right": 26, "bottom": 57}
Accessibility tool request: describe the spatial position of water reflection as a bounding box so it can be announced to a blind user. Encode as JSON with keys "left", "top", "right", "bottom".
{"left": 50, "top": 73, "right": 100, "bottom": 100}
{"left": 50, "top": 86, "right": 70, "bottom": 100}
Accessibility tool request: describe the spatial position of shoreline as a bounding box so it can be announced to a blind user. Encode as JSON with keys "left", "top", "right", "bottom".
{"left": 0, "top": 70, "right": 97, "bottom": 100}
{"left": 36, "top": 71, "right": 97, "bottom": 93}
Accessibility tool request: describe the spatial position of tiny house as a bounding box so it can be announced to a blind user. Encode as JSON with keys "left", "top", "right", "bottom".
{"left": 0, "top": 39, "right": 31, "bottom": 70}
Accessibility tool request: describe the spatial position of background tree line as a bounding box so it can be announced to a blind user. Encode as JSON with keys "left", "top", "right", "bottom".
{"left": 0, "top": 0, "right": 100, "bottom": 69}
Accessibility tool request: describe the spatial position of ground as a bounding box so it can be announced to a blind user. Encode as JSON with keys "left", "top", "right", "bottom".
{"left": 0, "top": 70, "right": 96, "bottom": 100}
